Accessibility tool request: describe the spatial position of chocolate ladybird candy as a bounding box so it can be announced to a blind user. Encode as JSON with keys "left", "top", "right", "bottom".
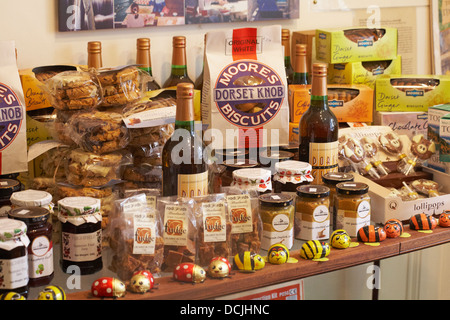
{"left": 92, "top": 277, "right": 126, "bottom": 298}
{"left": 173, "top": 263, "right": 206, "bottom": 284}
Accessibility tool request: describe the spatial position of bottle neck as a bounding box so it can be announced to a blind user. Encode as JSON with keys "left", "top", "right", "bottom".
{"left": 137, "top": 50, "right": 153, "bottom": 76}
{"left": 310, "top": 75, "right": 328, "bottom": 106}
{"left": 171, "top": 46, "right": 188, "bottom": 74}
{"left": 88, "top": 53, "right": 102, "bottom": 69}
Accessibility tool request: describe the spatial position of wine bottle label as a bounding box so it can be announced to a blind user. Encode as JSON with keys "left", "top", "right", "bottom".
{"left": 309, "top": 141, "right": 339, "bottom": 183}
{"left": 177, "top": 171, "right": 208, "bottom": 197}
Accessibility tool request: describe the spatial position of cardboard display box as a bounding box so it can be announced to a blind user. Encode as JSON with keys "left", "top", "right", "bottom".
{"left": 316, "top": 27, "right": 397, "bottom": 64}
{"left": 427, "top": 104, "right": 450, "bottom": 172}
{"left": 288, "top": 84, "right": 373, "bottom": 123}
{"left": 291, "top": 30, "right": 317, "bottom": 74}
{"left": 375, "top": 75, "right": 450, "bottom": 112}
{"left": 328, "top": 55, "right": 402, "bottom": 89}
{"left": 374, "top": 111, "right": 428, "bottom": 139}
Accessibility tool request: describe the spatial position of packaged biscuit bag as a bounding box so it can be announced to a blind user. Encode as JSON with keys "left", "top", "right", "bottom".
{"left": 0, "top": 41, "right": 27, "bottom": 174}
{"left": 202, "top": 25, "right": 289, "bottom": 150}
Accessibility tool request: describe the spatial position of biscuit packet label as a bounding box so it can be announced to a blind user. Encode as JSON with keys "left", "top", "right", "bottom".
{"left": 226, "top": 194, "right": 253, "bottom": 234}
{"left": 163, "top": 204, "right": 189, "bottom": 246}
{"left": 202, "top": 201, "right": 227, "bottom": 242}
{"left": 0, "top": 41, "right": 27, "bottom": 174}
{"left": 202, "top": 25, "right": 289, "bottom": 150}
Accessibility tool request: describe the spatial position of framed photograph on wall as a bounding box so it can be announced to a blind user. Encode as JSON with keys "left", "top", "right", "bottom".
{"left": 431, "top": 0, "right": 450, "bottom": 75}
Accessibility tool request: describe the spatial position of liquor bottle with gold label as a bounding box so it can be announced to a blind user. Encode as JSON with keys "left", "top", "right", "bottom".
{"left": 163, "top": 36, "right": 194, "bottom": 88}
{"left": 162, "top": 83, "right": 208, "bottom": 197}
{"left": 298, "top": 63, "right": 338, "bottom": 183}
{"left": 292, "top": 44, "right": 309, "bottom": 85}
{"left": 136, "top": 38, "right": 160, "bottom": 91}
{"left": 87, "top": 41, "right": 102, "bottom": 69}
{"left": 282, "top": 29, "right": 294, "bottom": 85}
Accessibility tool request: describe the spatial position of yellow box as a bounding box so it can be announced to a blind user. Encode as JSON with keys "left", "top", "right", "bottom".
{"left": 19, "top": 65, "right": 78, "bottom": 111}
{"left": 328, "top": 55, "right": 402, "bottom": 89}
{"left": 375, "top": 75, "right": 450, "bottom": 112}
{"left": 289, "top": 122, "right": 299, "bottom": 144}
{"left": 289, "top": 84, "right": 373, "bottom": 123}
{"left": 316, "top": 27, "right": 398, "bottom": 64}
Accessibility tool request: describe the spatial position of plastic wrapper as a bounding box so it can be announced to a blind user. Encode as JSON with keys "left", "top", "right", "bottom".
{"left": 410, "top": 179, "right": 441, "bottom": 197}
{"left": 66, "top": 110, "right": 130, "bottom": 154}
{"left": 65, "top": 148, "right": 132, "bottom": 187}
{"left": 360, "top": 136, "right": 390, "bottom": 177}
{"left": 44, "top": 70, "right": 101, "bottom": 110}
{"left": 158, "top": 196, "right": 197, "bottom": 271}
{"left": 397, "top": 134, "right": 436, "bottom": 176}
{"left": 96, "top": 66, "right": 142, "bottom": 108}
{"left": 108, "top": 193, "right": 164, "bottom": 280}
{"left": 39, "top": 145, "right": 71, "bottom": 180}
{"left": 221, "top": 186, "right": 262, "bottom": 256}
{"left": 50, "top": 110, "right": 77, "bottom": 146}
{"left": 122, "top": 165, "right": 162, "bottom": 183}
{"left": 194, "top": 193, "right": 232, "bottom": 267}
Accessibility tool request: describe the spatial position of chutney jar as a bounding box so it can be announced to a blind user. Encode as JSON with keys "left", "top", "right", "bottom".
{"left": 58, "top": 196, "right": 103, "bottom": 275}
{"left": 231, "top": 168, "right": 272, "bottom": 194}
{"left": 0, "top": 218, "right": 30, "bottom": 297}
{"left": 273, "top": 160, "right": 313, "bottom": 194}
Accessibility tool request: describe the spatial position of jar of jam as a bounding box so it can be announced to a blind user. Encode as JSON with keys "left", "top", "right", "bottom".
{"left": 10, "top": 189, "right": 54, "bottom": 212}
{"left": 322, "top": 172, "right": 354, "bottom": 229}
{"left": 8, "top": 207, "right": 54, "bottom": 287}
{"left": 221, "top": 159, "right": 259, "bottom": 187}
{"left": 273, "top": 160, "right": 314, "bottom": 194}
{"left": 335, "top": 182, "right": 371, "bottom": 237}
{"left": 231, "top": 168, "right": 272, "bottom": 194}
{"left": 259, "top": 193, "right": 294, "bottom": 250}
{"left": 0, "top": 218, "right": 30, "bottom": 297}
{"left": 259, "top": 149, "right": 294, "bottom": 170}
{"left": 295, "top": 185, "right": 330, "bottom": 240}
{"left": 0, "top": 179, "right": 21, "bottom": 217}
{"left": 58, "top": 196, "right": 102, "bottom": 275}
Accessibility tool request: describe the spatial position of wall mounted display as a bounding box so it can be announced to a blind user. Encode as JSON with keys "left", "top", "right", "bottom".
{"left": 58, "top": 0, "right": 299, "bottom": 31}
{"left": 431, "top": 0, "right": 450, "bottom": 75}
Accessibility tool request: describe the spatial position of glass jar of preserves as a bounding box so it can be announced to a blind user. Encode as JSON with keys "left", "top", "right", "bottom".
{"left": 259, "top": 193, "right": 294, "bottom": 250}
{"left": 58, "top": 196, "right": 102, "bottom": 275}
{"left": 322, "top": 172, "right": 354, "bottom": 229}
{"left": 231, "top": 168, "right": 272, "bottom": 194}
{"left": 0, "top": 218, "right": 30, "bottom": 297}
{"left": 8, "top": 207, "right": 54, "bottom": 287}
{"left": 295, "top": 185, "right": 330, "bottom": 240}
{"left": 273, "top": 160, "right": 314, "bottom": 194}
{"left": 221, "top": 159, "right": 259, "bottom": 187}
{"left": 335, "top": 182, "right": 371, "bottom": 237}
{"left": 0, "top": 178, "right": 21, "bottom": 217}
{"left": 10, "top": 189, "right": 54, "bottom": 213}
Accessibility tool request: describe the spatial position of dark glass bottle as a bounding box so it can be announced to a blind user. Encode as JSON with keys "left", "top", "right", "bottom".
{"left": 162, "top": 83, "right": 208, "bottom": 197}
{"left": 298, "top": 63, "right": 339, "bottom": 184}
{"left": 282, "top": 29, "right": 294, "bottom": 85}
{"left": 292, "top": 44, "right": 309, "bottom": 85}
{"left": 137, "top": 38, "right": 161, "bottom": 91}
{"left": 163, "top": 36, "right": 194, "bottom": 88}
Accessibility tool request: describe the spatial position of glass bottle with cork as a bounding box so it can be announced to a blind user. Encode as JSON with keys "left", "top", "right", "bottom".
{"left": 162, "top": 83, "right": 208, "bottom": 197}
{"left": 87, "top": 41, "right": 102, "bottom": 69}
{"left": 298, "top": 63, "right": 339, "bottom": 184}
{"left": 163, "top": 36, "right": 194, "bottom": 88}
{"left": 282, "top": 29, "right": 294, "bottom": 85}
{"left": 292, "top": 44, "right": 309, "bottom": 85}
{"left": 136, "top": 38, "right": 160, "bottom": 91}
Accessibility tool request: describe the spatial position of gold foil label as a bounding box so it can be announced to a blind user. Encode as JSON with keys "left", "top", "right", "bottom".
{"left": 309, "top": 141, "right": 339, "bottom": 183}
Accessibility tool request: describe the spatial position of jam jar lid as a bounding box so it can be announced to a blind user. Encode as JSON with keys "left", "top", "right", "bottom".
{"left": 8, "top": 206, "right": 50, "bottom": 225}
{"left": 57, "top": 196, "right": 102, "bottom": 225}
{"left": 0, "top": 179, "right": 21, "bottom": 198}
{"left": 336, "top": 182, "right": 369, "bottom": 195}
{"left": 10, "top": 189, "right": 53, "bottom": 207}
{"left": 231, "top": 168, "right": 272, "bottom": 192}
{"left": 0, "top": 218, "right": 28, "bottom": 242}
{"left": 215, "top": 149, "right": 248, "bottom": 161}
{"left": 259, "top": 150, "right": 294, "bottom": 163}
{"left": 259, "top": 193, "right": 293, "bottom": 207}
{"left": 296, "top": 185, "right": 330, "bottom": 198}
{"left": 223, "top": 159, "right": 259, "bottom": 169}
{"left": 322, "top": 172, "right": 354, "bottom": 185}
{"left": 274, "top": 160, "right": 314, "bottom": 184}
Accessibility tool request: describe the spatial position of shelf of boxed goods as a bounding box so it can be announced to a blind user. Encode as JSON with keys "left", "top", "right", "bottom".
{"left": 65, "top": 225, "right": 450, "bottom": 300}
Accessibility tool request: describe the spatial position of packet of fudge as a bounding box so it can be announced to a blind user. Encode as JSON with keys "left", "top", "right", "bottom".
{"left": 0, "top": 41, "right": 28, "bottom": 174}
{"left": 194, "top": 193, "right": 232, "bottom": 267}
{"left": 158, "top": 196, "right": 197, "bottom": 271}
{"left": 108, "top": 193, "right": 164, "bottom": 279}
{"left": 221, "top": 186, "right": 262, "bottom": 256}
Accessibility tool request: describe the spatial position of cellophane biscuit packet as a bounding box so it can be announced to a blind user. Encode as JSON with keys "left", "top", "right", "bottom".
{"left": 202, "top": 25, "right": 289, "bottom": 151}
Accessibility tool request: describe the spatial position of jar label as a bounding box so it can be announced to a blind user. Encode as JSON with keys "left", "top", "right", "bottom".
{"left": 0, "top": 255, "right": 28, "bottom": 289}
{"left": 29, "top": 236, "right": 53, "bottom": 279}
{"left": 309, "top": 141, "right": 339, "bottom": 183}
{"left": 226, "top": 194, "right": 253, "bottom": 234}
{"left": 178, "top": 171, "right": 208, "bottom": 198}
{"left": 61, "top": 230, "right": 102, "bottom": 262}
{"left": 357, "top": 200, "right": 371, "bottom": 218}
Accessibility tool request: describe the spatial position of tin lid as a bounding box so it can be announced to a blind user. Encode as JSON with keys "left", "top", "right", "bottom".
{"left": 57, "top": 196, "right": 102, "bottom": 225}
{"left": 259, "top": 150, "right": 294, "bottom": 163}
{"left": 274, "top": 160, "right": 314, "bottom": 184}
{"left": 259, "top": 193, "right": 293, "bottom": 207}
{"left": 231, "top": 168, "right": 272, "bottom": 192}
{"left": 0, "top": 179, "right": 21, "bottom": 198}
{"left": 215, "top": 149, "right": 248, "bottom": 160}
{"left": 296, "top": 185, "right": 330, "bottom": 198}
{"left": 8, "top": 206, "right": 50, "bottom": 225}
{"left": 10, "top": 189, "right": 53, "bottom": 207}
{"left": 336, "top": 182, "right": 369, "bottom": 195}
{"left": 322, "top": 172, "right": 354, "bottom": 186}
{"left": 0, "top": 218, "right": 28, "bottom": 241}
{"left": 224, "top": 159, "right": 258, "bottom": 170}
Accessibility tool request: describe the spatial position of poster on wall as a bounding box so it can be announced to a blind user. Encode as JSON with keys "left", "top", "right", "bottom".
{"left": 58, "top": 0, "right": 299, "bottom": 31}
{"left": 431, "top": 0, "right": 450, "bottom": 75}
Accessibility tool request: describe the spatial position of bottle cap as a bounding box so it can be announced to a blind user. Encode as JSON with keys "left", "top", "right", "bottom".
{"left": 296, "top": 44, "right": 307, "bottom": 56}
{"left": 312, "top": 63, "right": 327, "bottom": 77}
{"left": 137, "top": 38, "right": 150, "bottom": 50}
{"left": 281, "top": 29, "right": 290, "bottom": 40}
{"left": 88, "top": 41, "right": 102, "bottom": 53}
{"left": 173, "top": 36, "right": 186, "bottom": 48}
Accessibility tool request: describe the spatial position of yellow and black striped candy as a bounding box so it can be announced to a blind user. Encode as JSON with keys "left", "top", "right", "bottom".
{"left": 234, "top": 251, "right": 265, "bottom": 272}
{"left": 357, "top": 225, "right": 386, "bottom": 243}
{"left": 330, "top": 229, "right": 351, "bottom": 249}
{"left": 300, "top": 240, "right": 330, "bottom": 260}
{"left": 37, "top": 285, "right": 67, "bottom": 300}
{"left": 409, "top": 213, "right": 437, "bottom": 230}
{"left": 0, "top": 292, "right": 26, "bottom": 300}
